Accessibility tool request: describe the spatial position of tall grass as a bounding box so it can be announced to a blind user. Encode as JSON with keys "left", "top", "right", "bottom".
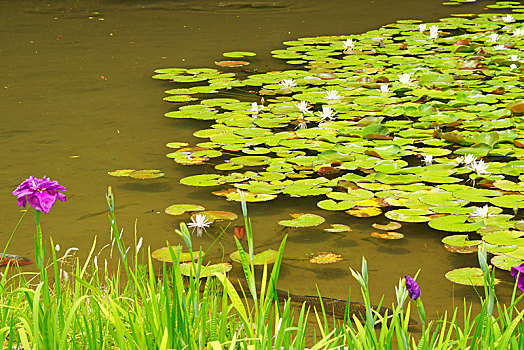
{"left": 0, "top": 187, "right": 523, "bottom": 349}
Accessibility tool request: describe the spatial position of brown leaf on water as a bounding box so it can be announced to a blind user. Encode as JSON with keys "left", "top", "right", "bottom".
{"left": 215, "top": 60, "right": 250, "bottom": 67}
{"left": 309, "top": 252, "right": 343, "bottom": 264}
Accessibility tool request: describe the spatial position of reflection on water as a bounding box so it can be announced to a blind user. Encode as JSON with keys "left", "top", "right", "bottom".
{"left": 0, "top": 0, "right": 514, "bottom": 324}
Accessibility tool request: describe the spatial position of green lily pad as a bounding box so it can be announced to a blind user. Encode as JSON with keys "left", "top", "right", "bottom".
{"left": 491, "top": 255, "right": 524, "bottom": 271}
{"left": 317, "top": 199, "right": 355, "bottom": 211}
{"left": 129, "top": 170, "right": 165, "bottom": 179}
{"left": 197, "top": 211, "right": 238, "bottom": 222}
{"left": 151, "top": 245, "right": 201, "bottom": 263}
{"left": 108, "top": 169, "right": 135, "bottom": 177}
{"left": 180, "top": 174, "right": 225, "bottom": 187}
{"left": 278, "top": 213, "right": 325, "bottom": 227}
{"left": 223, "top": 51, "right": 257, "bottom": 58}
{"left": 229, "top": 249, "right": 277, "bottom": 265}
{"left": 165, "top": 204, "right": 206, "bottom": 216}
{"left": 442, "top": 235, "right": 481, "bottom": 254}
{"left": 384, "top": 208, "right": 432, "bottom": 223}
{"left": 429, "top": 215, "right": 484, "bottom": 232}
{"left": 489, "top": 195, "right": 524, "bottom": 209}
{"left": 445, "top": 267, "right": 500, "bottom": 286}
{"left": 226, "top": 191, "right": 277, "bottom": 202}
{"left": 179, "top": 262, "right": 232, "bottom": 278}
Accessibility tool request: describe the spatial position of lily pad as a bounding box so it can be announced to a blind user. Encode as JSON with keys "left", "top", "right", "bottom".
{"left": 324, "top": 224, "right": 352, "bottom": 233}
{"left": 385, "top": 208, "right": 432, "bottom": 223}
{"left": 108, "top": 169, "right": 135, "bottom": 177}
{"left": 491, "top": 255, "right": 524, "bottom": 271}
{"left": 165, "top": 204, "right": 206, "bottom": 216}
{"left": 129, "top": 170, "right": 165, "bottom": 179}
{"left": 442, "top": 235, "right": 482, "bottom": 254}
{"left": 179, "top": 262, "right": 232, "bottom": 278}
{"left": 278, "top": 213, "right": 325, "bottom": 227}
{"left": 429, "top": 215, "right": 484, "bottom": 232}
{"left": 197, "top": 211, "right": 238, "bottom": 222}
{"left": 151, "top": 246, "right": 201, "bottom": 263}
{"left": 309, "top": 252, "right": 343, "bottom": 264}
{"left": 445, "top": 267, "right": 500, "bottom": 286}
{"left": 346, "top": 206, "right": 382, "bottom": 217}
{"left": 180, "top": 174, "right": 225, "bottom": 187}
{"left": 370, "top": 231, "right": 404, "bottom": 240}
{"left": 230, "top": 249, "right": 277, "bottom": 265}
{"left": 372, "top": 222, "right": 402, "bottom": 231}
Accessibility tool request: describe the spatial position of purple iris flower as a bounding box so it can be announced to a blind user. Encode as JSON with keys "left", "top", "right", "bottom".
{"left": 12, "top": 176, "right": 66, "bottom": 213}
{"left": 510, "top": 263, "right": 524, "bottom": 293}
{"left": 405, "top": 275, "right": 421, "bottom": 300}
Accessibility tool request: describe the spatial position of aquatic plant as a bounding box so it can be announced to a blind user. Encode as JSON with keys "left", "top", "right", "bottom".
{"left": 153, "top": 4, "right": 524, "bottom": 280}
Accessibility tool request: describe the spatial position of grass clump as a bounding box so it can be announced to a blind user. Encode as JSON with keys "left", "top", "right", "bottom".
{"left": 0, "top": 186, "right": 523, "bottom": 349}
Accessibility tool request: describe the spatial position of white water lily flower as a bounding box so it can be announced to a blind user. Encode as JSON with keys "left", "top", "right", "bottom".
{"left": 398, "top": 73, "right": 414, "bottom": 86}
{"left": 428, "top": 25, "right": 440, "bottom": 39}
{"left": 418, "top": 24, "right": 427, "bottom": 32}
{"left": 502, "top": 14, "right": 515, "bottom": 23}
{"left": 470, "top": 159, "right": 489, "bottom": 176}
{"left": 513, "top": 28, "right": 524, "bottom": 36}
{"left": 457, "top": 153, "right": 477, "bottom": 166}
{"left": 379, "top": 84, "right": 390, "bottom": 93}
{"left": 510, "top": 64, "right": 518, "bottom": 70}
{"left": 494, "top": 44, "right": 506, "bottom": 50}
{"left": 324, "top": 89, "right": 342, "bottom": 100}
{"left": 249, "top": 102, "right": 264, "bottom": 115}
{"left": 187, "top": 213, "right": 212, "bottom": 237}
{"left": 295, "top": 100, "right": 311, "bottom": 114}
{"left": 422, "top": 154, "right": 433, "bottom": 166}
{"left": 55, "top": 244, "right": 61, "bottom": 252}
{"left": 279, "top": 78, "right": 297, "bottom": 88}
{"left": 509, "top": 55, "right": 519, "bottom": 61}
{"left": 317, "top": 105, "right": 337, "bottom": 122}
{"left": 342, "top": 38, "right": 355, "bottom": 50}
{"left": 471, "top": 205, "right": 490, "bottom": 218}
{"left": 487, "top": 33, "right": 500, "bottom": 43}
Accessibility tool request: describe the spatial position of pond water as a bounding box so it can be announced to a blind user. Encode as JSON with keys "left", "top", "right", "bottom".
{"left": 1, "top": 0, "right": 518, "bottom": 324}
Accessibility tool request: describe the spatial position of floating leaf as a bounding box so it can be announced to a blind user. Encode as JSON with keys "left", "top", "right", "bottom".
{"left": 180, "top": 174, "right": 225, "bottom": 187}
{"left": 223, "top": 51, "right": 256, "bottom": 58}
{"left": 445, "top": 267, "right": 500, "bottom": 286}
{"left": 129, "top": 170, "right": 165, "bottom": 179}
{"left": 372, "top": 222, "right": 402, "bottom": 231}
{"left": 107, "top": 169, "right": 136, "bottom": 177}
{"left": 215, "top": 60, "right": 250, "bottom": 67}
{"left": 197, "top": 211, "right": 237, "bottom": 222}
{"left": 278, "top": 213, "right": 325, "bottom": 227}
{"left": 165, "top": 204, "right": 205, "bottom": 216}
{"left": 324, "top": 224, "right": 352, "bottom": 233}
{"left": 442, "top": 235, "right": 481, "bottom": 254}
{"left": 491, "top": 255, "right": 524, "bottom": 271}
{"left": 151, "top": 246, "right": 201, "bottom": 263}
{"left": 226, "top": 191, "right": 277, "bottom": 202}
{"left": 309, "top": 252, "right": 343, "bottom": 264}
{"left": 429, "top": 215, "right": 484, "bottom": 233}
{"left": 370, "top": 232, "right": 404, "bottom": 240}
{"left": 346, "top": 206, "right": 382, "bottom": 217}
{"left": 179, "top": 262, "right": 232, "bottom": 278}
{"left": 317, "top": 199, "right": 355, "bottom": 211}
{"left": 385, "top": 209, "right": 432, "bottom": 223}
{"left": 230, "top": 249, "right": 277, "bottom": 265}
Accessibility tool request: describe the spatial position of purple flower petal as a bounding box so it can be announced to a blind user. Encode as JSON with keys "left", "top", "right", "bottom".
{"left": 13, "top": 176, "right": 66, "bottom": 213}
{"left": 405, "top": 275, "right": 421, "bottom": 300}
{"left": 510, "top": 263, "right": 524, "bottom": 293}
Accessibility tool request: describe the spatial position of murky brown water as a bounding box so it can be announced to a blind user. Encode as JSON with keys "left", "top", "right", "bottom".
{"left": 1, "top": 0, "right": 518, "bottom": 325}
